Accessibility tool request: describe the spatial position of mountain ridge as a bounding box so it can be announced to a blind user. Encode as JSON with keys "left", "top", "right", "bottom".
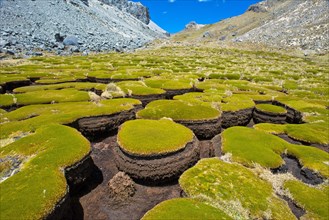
{"left": 171, "top": 0, "right": 329, "bottom": 54}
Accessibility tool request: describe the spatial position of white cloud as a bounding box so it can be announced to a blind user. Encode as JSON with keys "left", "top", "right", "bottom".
{"left": 168, "top": 0, "right": 176, "bottom": 3}
{"left": 198, "top": 0, "right": 211, "bottom": 2}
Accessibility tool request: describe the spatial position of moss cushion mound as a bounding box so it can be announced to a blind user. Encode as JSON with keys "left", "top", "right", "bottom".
{"left": 116, "top": 81, "right": 166, "bottom": 96}
{"left": 284, "top": 180, "right": 329, "bottom": 220}
{"left": 174, "top": 92, "right": 222, "bottom": 105}
{"left": 136, "top": 100, "right": 221, "bottom": 139}
{"left": 0, "top": 94, "right": 15, "bottom": 107}
{"left": 255, "top": 122, "right": 329, "bottom": 146}
{"left": 221, "top": 95, "right": 255, "bottom": 112}
{"left": 144, "top": 78, "right": 193, "bottom": 90}
{"left": 0, "top": 124, "right": 90, "bottom": 219}
{"left": 179, "top": 158, "right": 295, "bottom": 219}
{"left": 255, "top": 104, "right": 287, "bottom": 114}
{"left": 253, "top": 123, "right": 287, "bottom": 134}
{"left": 284, "top": 122, "right": 329, "bottom": 145}
{"left": 136, "top": 100, "right": 221, "bottom": 121}
{"left": 0, "top": 98, "right": 141, "bottom": 139}
{"left": 117, "top": 119, "right": 194, "bottom": 156}
{"left": 13, "top": 82, "right": 107, "bottom": 93}
{"left": 142, "top": 198, "right": 232, "bottom": 220}
{"left": 1, "top": 89, "right": 91, "bottom": 107}
{"left": 222, "top": 127, "right": 329, "bottom": 178}
{"left": 286, "top": 144, "right": 329, "bottom": 178}
{"left": 221, "top": 126, "right": 287, "bottom": 168}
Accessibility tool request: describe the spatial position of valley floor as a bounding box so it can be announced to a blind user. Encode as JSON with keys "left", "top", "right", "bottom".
{"left": 0, "top": 46, "right": 328, "bottom": 220}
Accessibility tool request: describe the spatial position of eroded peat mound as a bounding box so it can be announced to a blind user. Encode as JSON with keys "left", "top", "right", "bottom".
{"left": 1, "top": 47, "right": 328, "bottom": 220}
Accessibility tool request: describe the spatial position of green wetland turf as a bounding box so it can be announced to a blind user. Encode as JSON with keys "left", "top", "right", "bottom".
{"left": 0, "top": 46, "right": 328, "bottom": 219}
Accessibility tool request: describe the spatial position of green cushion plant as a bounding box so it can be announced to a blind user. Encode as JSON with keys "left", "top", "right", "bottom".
{"left": 221, "top": 95, "right": 255, "bottom": 112}
{"left": 35, "top": 76, "right": 85, "bottom": 84}
{"left": 221, "top": 126, "right": 287, "bottom": 168}
{"left": 0, "top": 89, "right": 91, "bottom": 107}
{"left": 117, "top": 119, "right": 194, "bottom": 156}
{"left": 115, "top": 81, "right": 166, "bottom": 96}
{"left": 255, "top": 104, "right": 287, "bottom": 114}
{"left": 275, "top": 97, "right": 327, "bottom": 112}
{"left": 144, "top": 77, "right": 193, "bottom": 90}
{"left": 195, "top": 79, "right": 232, "bottom": 91}
{"left": 0, "top": 76, "right": 29, "bottom": 85}
{"left": 0, "top": 98, "right": 141, "bottom": 139}
{"left": 222, "top": 127, "right": 329, "bottom": 178}
{"left": 284, "top": 180, "right": 329, "bottom": 220}
{"left": 284, "top": 123, "right": 329, "bottom": 145}
{"left": 110, "top": 70, "right": 152, "bottom": 80}
{"left": 0, "top": 94, "right": 15, "bottom": 107}
{"left": 253, "top": 123, "right": 287, "bottom": 134}
{"left": 255, "top": 122, "right": 329, "bottom": 146}
{"left": 13, "top": 82, "right": 107, "bottom": 93}
{"left": 179, "top": 158, "right": 295, "bottom": 219}
{"left": 174, "top": 92, "right": 222, "bottom": 105}
{"left": 136, "top": 100, "right": 221, "bottom": 121}
{"left": 142, "top": 198, "right": 232, "bottom": 220}
{"left": 0, "top": 124, "right": 90, "bottom": 219}
{"left": 286, "top": 144, "right": 329, "bottom": 178}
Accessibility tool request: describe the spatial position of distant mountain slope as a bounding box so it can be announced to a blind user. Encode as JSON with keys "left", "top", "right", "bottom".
{"left": 0, "top": 0, "right": 167, "bottom": 54}
{"left": 172, "top": 0, "right": 329, "bottom": 53}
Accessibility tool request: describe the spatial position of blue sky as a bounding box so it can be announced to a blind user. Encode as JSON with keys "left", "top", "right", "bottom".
{"left": 132, "top": 0, "right": 263, "bottom": 33}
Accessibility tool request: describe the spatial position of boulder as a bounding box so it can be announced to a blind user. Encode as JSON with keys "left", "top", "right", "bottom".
{"left": 63, "top": 36, "right": 79, "bottom": 46}
{"left": 247, "top": 5, "right": 268, "bottom": 13}
{"left": 54, "top": 33, "right": 65, "bottom": 42}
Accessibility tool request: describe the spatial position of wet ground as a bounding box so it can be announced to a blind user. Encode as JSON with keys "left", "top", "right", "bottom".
{"left": 68, "top": 118, "right": 326, "bottom": 220}
{"left": 71, "top": 135, "right": 182, "bottom": 220}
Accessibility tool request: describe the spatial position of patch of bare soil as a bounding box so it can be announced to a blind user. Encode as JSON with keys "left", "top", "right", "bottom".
{"left": 71, "top": 135, "right": 183, "bottom": 220}
{"left": 272, "top": 154, "right": 324, "bottom": 185}
{"left": 280, "top": 195, "right": 306, "bottom": 219}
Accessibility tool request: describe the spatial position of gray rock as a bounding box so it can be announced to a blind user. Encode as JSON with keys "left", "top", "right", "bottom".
{"left": 32, "top": 51, "right": 43, "bottom": 56}
{"left": 185, "top": 21, "right": 197, "bottom": 30}
{"left": 55, "top": 33, "right": 65, "bottom": 42}
{"left": 0, "top": 39, "right": 10, "bottom": 47}
{"left": 247, "top": 5, "right": 268, "bottom": 13}
{"left": 57, "top": 43, "right": 65, "bottom": 50}
{"left": 69, "top": 46, "right": 80, "bottom": 52}
{"left": 203, "top": 31, "right": 212, "bottom": 38}
{"left": 6, "top": 49, "right": 16, "bottom": 55}
{"left": 63, "top": 36, "right": 79, "bottom": 46}
{"left": 25, "top": 51, "right": 33, "bottom": 55}
{"left": 219, "top": 36, "right": 226, "bottom": 41}
{"left": 100, "top": 0, "right": 150, "bottom": 24}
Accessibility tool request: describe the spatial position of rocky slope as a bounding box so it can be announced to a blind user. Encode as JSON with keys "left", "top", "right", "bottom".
{"left": 0, "top": 0, "right": 167, "bottom": 55}
{"left": 237, "top": 0, "right": 329, "bottom": 52}
{"left": 172, "top": 0, "right": 329, "bottom": 53}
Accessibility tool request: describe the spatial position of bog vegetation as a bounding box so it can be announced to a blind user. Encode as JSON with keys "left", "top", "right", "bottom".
{"left": 0, "top": 46, "right": 328, "bottom": 219}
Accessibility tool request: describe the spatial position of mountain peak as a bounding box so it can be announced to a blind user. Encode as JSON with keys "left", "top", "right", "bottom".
{"left": 185, "top": 21, "right": 205, "bottom": 30}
